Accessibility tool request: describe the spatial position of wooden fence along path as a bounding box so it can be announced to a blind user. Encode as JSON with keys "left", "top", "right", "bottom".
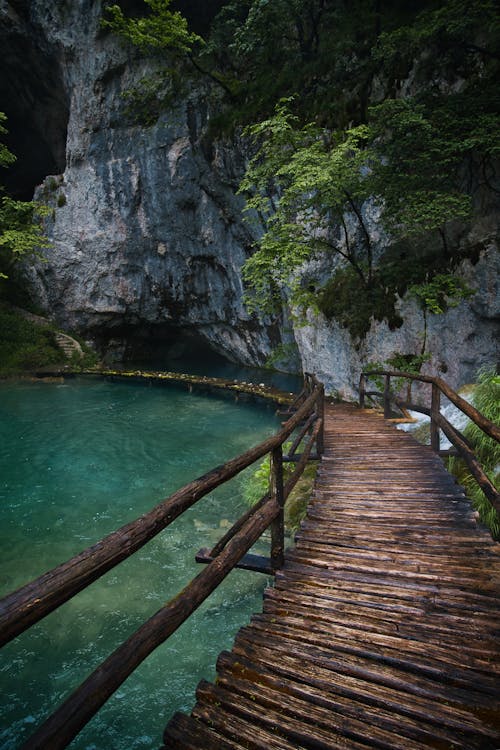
{"left": 162, "top": 403, "right": 500, "bottom": 749}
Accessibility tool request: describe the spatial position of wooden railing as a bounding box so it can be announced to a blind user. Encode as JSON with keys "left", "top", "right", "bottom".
{"left": 359, "top": 370, "right": 500, "bottom": 514}
{"left": 0, "top": 374, "right": 324, "bottom": 750}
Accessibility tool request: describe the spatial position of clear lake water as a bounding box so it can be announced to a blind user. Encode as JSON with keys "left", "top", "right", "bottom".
{"left": 0, "top": 376, "right": 282, "bottom": 749}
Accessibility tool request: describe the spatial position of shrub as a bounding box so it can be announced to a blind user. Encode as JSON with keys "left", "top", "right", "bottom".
{"left": 0, "top": 306, "right": 66, "bottom": 375}
{"left": 243, "top": 442, "right": 318, "bottom": 534}
{"left": 448, "top": 368, "right": 500, "bottom": 538}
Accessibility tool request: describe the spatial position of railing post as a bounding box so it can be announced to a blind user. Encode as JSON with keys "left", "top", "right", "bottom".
{"left": 316, "top": 384, "right": 325, "bottom": 456}
{"left": 270, "top": 445, "right": 285, "bottom": 571}
{"left": 359, "top": 373, "right": 366, "bottom": 408}
{"left": 384, "top": 375, "right": 391, "bottom": 419}
{"left": 430, "top": 383, "right": 441, "bottom": 453}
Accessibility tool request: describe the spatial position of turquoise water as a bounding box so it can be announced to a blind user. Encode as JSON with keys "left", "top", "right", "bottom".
{"left": 0, "top": 378, "right": 280, "bottom": 749}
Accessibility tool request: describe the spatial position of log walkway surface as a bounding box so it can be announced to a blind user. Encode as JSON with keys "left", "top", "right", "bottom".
{"left": 162, "top": 403, "right": 500, "bottom": 750}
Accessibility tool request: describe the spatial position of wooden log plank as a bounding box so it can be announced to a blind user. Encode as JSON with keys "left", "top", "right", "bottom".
{"left": 195, "top": 679, "right": 376, "bottom": 750}
{"left": 291, "top": 537, "right": 499, "bottom": 571}
{"left": 217, "top": 650, "right": 498, "bottom": 740}
{"left": 162, "top": 712, "right": 247, "bottom": 750}
{"left": 260, "top": 599, "right": 500, "bottom": 661}
{"left": 274, "top": 566, "right": 500, "bottom": 609}
{"left": 215, "top": 655, "right": 496, "bottom": 748}
{"left": 234, "top": 626, "right": 499, "bottom": 701}
{"left": 263, "top": 589, "right": 500, "bottom": 646}
{"left": 191, "top": 701, "right": 314, "bottom": 750}
{"left": 284, "top": 549, "right": 498, "bottom": 589}
{"left": 246, "top": 616, "right": 500, "bottom": 680}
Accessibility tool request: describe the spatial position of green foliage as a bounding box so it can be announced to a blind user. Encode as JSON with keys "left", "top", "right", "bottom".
{"left": 384, "top": 352, "right": 431, "bottom": 375}
{"left": 0, "top": 306, "right": 98, "bottom": 376}
{"left": 205, "top": 0, "right": 429, "bottom": 129}
{"left": 235, "top": 1, "right": 498, "bottom": 326}
{"left": 119, "top": 71, "right": 183, "bottom": 125}
{"left": 375, "top": 0, "right": 500, "bottom": 79}
{"left": 243, "top": 454, "right": 274, "bottom": 507}
{"left": 364, "top": 352, "right": 431, "bottom": 396}
{"left": 102, "top": 0, "right": 203, "bottom": 54}
{"left": 366, "top": 88, "right": 499, "bottom": 238}
{"left": 238, "top": 63, "right": 495, "bottom": 319}
{"left": 0, "top": 306, "right": 61, "bottom": 376}
{"left": 317, "top": 266, "right": 401, "bottom": 340}
{"left": 448, "top": 368, "right": 500, "bottom": 538}
{"left": 240, "top": 100, "right": 374, "bottom": 312}
{"left": 409, "top": 274, "right": 474, "bottom": 314}
{"left": 0, "top": 196, "right": 51, "bottom": 278}
{"left": 0, "top": 113, "right": 16, "bottom": 170}
{"left": 242, "top": 443, "right": 318, "bottom": 533}
{"left": 0, "top": 114, "right": 51, "bottom": 280}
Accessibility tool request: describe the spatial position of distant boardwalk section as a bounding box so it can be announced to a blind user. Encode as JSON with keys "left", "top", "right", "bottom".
{"left": 162, "top": 404, "right": 500, "bottom": 749}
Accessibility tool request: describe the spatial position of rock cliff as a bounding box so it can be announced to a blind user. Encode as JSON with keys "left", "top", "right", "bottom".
{"left": 3, "top": 0, "right": 281, "bottom": 366}
{"left": 1, "top": 0, "right": 498, "bottom": 391}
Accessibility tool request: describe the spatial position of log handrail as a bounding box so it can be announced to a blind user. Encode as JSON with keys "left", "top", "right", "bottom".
{"left": 360, "top": 369, "right": 500, "bottom": 442}
{"left": 359, "top": 370, "right": 499, "bottom": 513}
{"left": 1, "top": 374, "right": 324, "bottom": 750}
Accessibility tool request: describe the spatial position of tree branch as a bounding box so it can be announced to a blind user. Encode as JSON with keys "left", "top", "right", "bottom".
{"left": 343, "top": 190, "right": 373, "bottom": 283}
{"left": 187, "top": 54, "right": 235, "bottom": 98}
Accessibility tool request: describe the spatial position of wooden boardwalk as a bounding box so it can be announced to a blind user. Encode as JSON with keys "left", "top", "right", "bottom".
{"left": 162, "top": 404, "right": 500, "bottom": 749}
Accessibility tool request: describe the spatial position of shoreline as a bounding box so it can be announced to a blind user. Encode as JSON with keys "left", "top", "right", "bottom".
{"left": 0, "top": 367, "right": 297, "bottom": 406}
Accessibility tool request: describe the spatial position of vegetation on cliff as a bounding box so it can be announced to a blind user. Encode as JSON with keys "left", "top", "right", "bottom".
{"left": 104, "top": 0, "right": 499, "bottom": 355}
{"left": 449, "top": 369, "right": 500, "bottom": 538}
{"left": 0, "top": 113, "right": 51, "bottom": 285}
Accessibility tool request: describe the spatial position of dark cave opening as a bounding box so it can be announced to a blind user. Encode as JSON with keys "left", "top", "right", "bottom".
{"left": 0, "top": 7, "right": 69, "bottom": 199}
{"left": 90, "top": 323, "right": 302, "bottom": 391}
{"left": 91, "top": 323, "right": 231, "bottom": 373}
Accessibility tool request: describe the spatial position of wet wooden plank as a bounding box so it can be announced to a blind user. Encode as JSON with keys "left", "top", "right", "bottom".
{"left": 214, "top": 653, "right": 497, "bottom": 749}
{"left": 162, "top": 404, "right": 500, "bottom": 749}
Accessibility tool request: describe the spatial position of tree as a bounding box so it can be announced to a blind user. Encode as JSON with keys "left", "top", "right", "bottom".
{"left": 102, "top": 0, "right": 203, "bottom": 54}
{"left": 239, "top": 99, "right": 374, "bottom": 313}
{"left": 238, "top": 1, "right": 499, "bottom": 335}
{"left": 0, "top": 113, "right": 50, "bottom": 281}
{"left": 102, "top": 0, "right": 235, "bottom": 96}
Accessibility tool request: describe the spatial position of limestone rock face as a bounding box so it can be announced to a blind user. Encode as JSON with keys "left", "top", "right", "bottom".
{"left": 7, "top": 0, "right": 276, "bottom": 365}
{"left": 294, "top": 245, "right": 499, "bottom": 399}
{"left": 2, "top": 0, "right": 498, "bottom": 388}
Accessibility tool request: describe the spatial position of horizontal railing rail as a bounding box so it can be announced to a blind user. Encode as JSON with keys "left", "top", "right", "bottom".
{"left": 1, "top": 374, "right": 324, "bottom": 750}
{"left": 359, "top": 370, "right": 499, "bottom": 514}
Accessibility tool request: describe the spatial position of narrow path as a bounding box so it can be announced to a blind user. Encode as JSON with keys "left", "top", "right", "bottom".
{"left": 8, "top": 304, "right": 83, "bottom": 359}
{"left": 162, "top": 404, "right": 500, "bottom": 749}
{"left": 53, "top": 331, "right": 83, "bottom": 359}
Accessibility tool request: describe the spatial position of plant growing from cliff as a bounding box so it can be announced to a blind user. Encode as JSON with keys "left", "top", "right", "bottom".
{"left": 102, "top": 0, "right": 202, "bottom": 54}
{"left": 0, "top": 113, "right": 50, "bottom": 282}
{"left": 239, "top": 98, "right": 375, "bottom": 314}
{"left": 0, "top": 113, "right": 15, "bottom": 171}
{"left": 238, "top": 0, "right": 499, "bottom": 330}
{"left": 102, "top": 0, "right": 235, "bottom": 97}
{"left": 239, "top": 90, "right": 485, "bottom": 325}
{"left": 408, "top": 274, "right": 475, "bottom": 355}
